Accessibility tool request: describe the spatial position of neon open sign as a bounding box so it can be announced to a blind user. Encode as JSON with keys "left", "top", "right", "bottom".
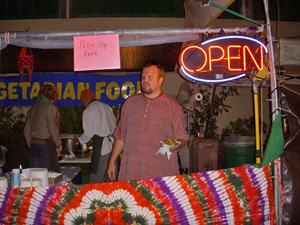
{"left": 178, "top": 35, "right": 268, "bottom": 83}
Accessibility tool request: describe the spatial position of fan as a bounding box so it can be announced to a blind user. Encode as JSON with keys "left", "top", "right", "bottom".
{"left": 177, "top": 80, "right": 203, "bottom": 110}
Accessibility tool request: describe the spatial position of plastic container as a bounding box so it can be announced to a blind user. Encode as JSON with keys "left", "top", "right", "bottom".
{"left": 189, "top": 139, "right": 219, "bottom": 172}
{"left": 224, "top": 136, "right": 256, "bottom": 168}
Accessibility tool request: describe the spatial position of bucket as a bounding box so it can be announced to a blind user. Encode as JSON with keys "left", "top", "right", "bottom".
{"left": 224, "top": 136, "right": 256, "bottom": 168}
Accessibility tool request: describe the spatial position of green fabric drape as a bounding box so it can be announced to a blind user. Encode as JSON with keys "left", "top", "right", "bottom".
{"left": 256, "top": 110, "right": 284, "bottom": 168}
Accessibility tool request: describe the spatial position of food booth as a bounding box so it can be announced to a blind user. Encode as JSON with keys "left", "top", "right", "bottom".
{"left": 1, "top": 0, "right": 299, "bottom": 223}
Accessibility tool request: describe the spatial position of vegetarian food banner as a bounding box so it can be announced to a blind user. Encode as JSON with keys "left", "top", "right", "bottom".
{"left": 0, "top": 73, "right": 141, "bottom": 107}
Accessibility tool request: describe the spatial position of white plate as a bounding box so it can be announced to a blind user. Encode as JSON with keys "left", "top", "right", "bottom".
{"left": 160, "top": 140, "right": 181, "bottom": 148}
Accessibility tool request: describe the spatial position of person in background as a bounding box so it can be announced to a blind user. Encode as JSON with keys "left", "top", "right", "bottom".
{"left": 75, "top": 89, "right": 118, "bottom": 183}
{"left": 23, "top": 84, "right": 62, "bottom": 172}
{"left": 107, "top": 61, "right": 189, "bottom": 182}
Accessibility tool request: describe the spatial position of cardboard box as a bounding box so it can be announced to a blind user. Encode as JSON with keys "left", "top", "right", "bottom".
{"left": 48, "top": 171, "right": 63, "bottom": 186}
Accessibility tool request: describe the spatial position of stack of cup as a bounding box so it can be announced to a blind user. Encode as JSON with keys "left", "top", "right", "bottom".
{"left": 19, "top": 177, "right": 42, "bottom": 188}
{"left": 0, "top": 177, "right": 8, "bottom": 189}
{"left": 30, "top": 168, "right": 49, "bottom": 187}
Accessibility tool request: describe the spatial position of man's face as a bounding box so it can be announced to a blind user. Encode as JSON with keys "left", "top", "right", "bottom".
{"left": 141, "top": 65, "right": 163, "bottom": 95}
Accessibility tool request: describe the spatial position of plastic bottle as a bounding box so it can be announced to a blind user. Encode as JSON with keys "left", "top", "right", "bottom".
{"left": 197, "top": 125, "right": 204, "bottom": 139}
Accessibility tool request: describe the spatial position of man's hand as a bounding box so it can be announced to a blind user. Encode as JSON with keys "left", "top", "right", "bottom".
{"left": 107, "top": 162, "right": 116, "bottom": 181}
{"left": 170, "top": 147, "right": 179, "bottom": 153}
{"left": 170, "top": 138, "right": 187, "bottom": 152}
{"left": 56, "top": 145, "right": 62, "bottom": 155}
{"left": 107, "top": 138, "right": 124, "bottom": 181}
{"left": 73, "top": 135, "right": 79, "bottom": 142}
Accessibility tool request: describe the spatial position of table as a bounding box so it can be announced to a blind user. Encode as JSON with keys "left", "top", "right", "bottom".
{"left": 59, "top": 156, "right": 91, "bottom": 164}
{"left": 59, "top": 156, "right": 91, "bottom": 184}
{"left": 60, "top": 166, "right": 82, "bottom": 184}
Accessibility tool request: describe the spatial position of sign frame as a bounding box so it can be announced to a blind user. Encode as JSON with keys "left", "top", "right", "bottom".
{"left": 178, "top": 35, "right": 268, "bottom": 83}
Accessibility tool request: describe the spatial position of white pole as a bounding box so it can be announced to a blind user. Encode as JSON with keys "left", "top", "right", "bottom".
{"left": 0, "top": 27, "right": 264, "bottom": 39}
{"left": 262, "top": 0, "right": 281, "bottom": 224}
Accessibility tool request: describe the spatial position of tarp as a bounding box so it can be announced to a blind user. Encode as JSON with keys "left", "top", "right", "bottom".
{"left": 279, "top": 37, "right": 300, "bottom": 66}
{"left": 184, "top": 0, "right": 235, "bottom": 28}
{"left": 0, "top": 27, "right": 263, "bottom": 51}
{"left": 281, "top": 84, "right": 300, "bottom": 224}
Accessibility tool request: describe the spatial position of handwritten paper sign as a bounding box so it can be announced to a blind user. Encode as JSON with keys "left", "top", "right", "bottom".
{"left": 73, "top": 34, "right": 121, "bottom": 71}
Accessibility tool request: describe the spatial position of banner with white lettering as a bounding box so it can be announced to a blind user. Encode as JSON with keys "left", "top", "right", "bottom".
{"left": 0, "top": 73, "right": 141, "bottom": 107}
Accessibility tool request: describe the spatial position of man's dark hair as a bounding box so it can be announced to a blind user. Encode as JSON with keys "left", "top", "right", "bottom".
{"left": 142, "top": 61, "right": 165, "bottom": 78}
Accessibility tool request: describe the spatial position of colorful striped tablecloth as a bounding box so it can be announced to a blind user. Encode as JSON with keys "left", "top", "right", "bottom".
{"left": 0, "top": 165, "right": 276, "bottom": 224}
